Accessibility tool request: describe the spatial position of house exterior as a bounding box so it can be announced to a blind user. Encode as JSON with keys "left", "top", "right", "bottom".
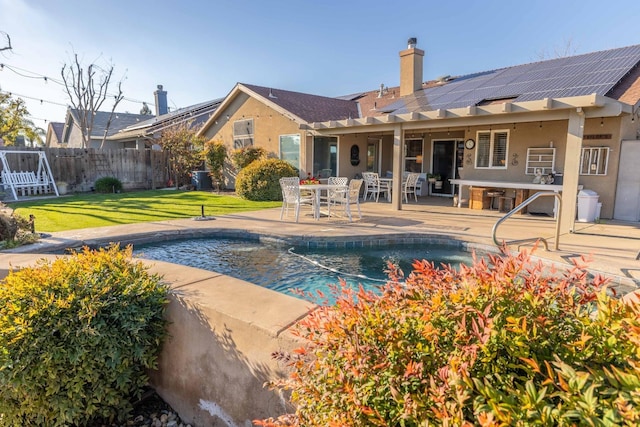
{"left": 199, "top": 39, "right": 640, "bottom": 233}
{"left": 197, "top": 83, "right": 362, "bottom": 185}
{"left": 110, "top": 86, "right": 223, "bottom": 148}
{"left": 45, "top": 122, "right": 64, "bottom": 146}
{"left": 49, "top": 108, "right": 152, "bottom": 149}
{"left": 47, "top": 85, "right": 222, "bottom": 150}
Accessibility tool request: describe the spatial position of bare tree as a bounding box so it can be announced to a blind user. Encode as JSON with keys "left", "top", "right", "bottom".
{"left": 61, "top": 53, "right": 124, "bottom": 148}
{"left": 535, "top": 38, "right": 579, "bottom": 60}
{"left": 0, "top": 31, "right": 11, "bottom": 52}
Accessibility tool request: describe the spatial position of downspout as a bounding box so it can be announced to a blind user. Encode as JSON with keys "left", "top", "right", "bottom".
{"left": 560, "top": 107, "right": 585, "bottom": 234}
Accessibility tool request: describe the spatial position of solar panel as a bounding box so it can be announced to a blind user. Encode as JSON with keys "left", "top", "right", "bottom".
{"left": 387, "top": 44, "right": 640, "bottom": 113}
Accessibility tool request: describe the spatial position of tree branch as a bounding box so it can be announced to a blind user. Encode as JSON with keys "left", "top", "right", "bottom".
{"left": 0, "top": 31, "right": 11, "bottom": 52}
{"left": 61, "top": 52, "right": 124, "bottom": 148}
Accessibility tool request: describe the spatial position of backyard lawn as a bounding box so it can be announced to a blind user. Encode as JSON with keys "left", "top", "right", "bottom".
{"left": 9, "top": 189, "right": 281, "bottom": 232}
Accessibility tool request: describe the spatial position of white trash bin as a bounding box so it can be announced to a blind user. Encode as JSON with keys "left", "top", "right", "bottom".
{"left": 577, "top": 189, "right": 599, "bottom": 222}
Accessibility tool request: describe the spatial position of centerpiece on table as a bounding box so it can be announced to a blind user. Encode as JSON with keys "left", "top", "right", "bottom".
{"left": 300, "top": 173, "right": 320, "bottom": 185}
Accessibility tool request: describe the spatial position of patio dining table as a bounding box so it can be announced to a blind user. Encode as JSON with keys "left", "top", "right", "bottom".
{"left": 299, "top": 183, "right": 349, "bottom": 220}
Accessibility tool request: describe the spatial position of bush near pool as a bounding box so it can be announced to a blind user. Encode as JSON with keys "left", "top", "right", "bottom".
{"left": 258, "top": 250, "right": 640, "bottom": 426}
{"left": 0, "top": 245, "right": 169, "bottom": 426}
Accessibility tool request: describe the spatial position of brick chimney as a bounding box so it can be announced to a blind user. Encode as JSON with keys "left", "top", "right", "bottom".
{"left": 154, "top": 85, "right": 168, "bottom": 116}
{"left": 399, "top": 38, "right": 424, "bottom": 97}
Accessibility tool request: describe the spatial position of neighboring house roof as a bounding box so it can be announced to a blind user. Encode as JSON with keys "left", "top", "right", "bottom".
{"left": 381, "top": 44, "right": 640, "bottom": 115}
{"left": 66, "top": 108, "right": 151, "bottom": 139}
{"left": 46, "top": 122, "right": 64, "bottom": 145}
{"left": 111, "top": 98, "right": 223, "bottom": 141}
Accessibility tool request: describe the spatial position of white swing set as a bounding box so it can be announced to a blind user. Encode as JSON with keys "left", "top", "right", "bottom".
{"left": 0, "top": 150, "right": 59, "bottom": 200}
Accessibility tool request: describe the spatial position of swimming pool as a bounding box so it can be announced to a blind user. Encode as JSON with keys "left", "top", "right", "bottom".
{"left": 133, "top": 237, "right": 477, "bottom": 303}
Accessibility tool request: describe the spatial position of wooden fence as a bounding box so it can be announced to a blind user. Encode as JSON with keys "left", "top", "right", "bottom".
{"left": 0, "top": 147, "right": 172, "bottom": 193}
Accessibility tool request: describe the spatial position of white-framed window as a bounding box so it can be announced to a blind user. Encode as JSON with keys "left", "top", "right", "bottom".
{"left": 580, "top": 147, "right": 609, "bottom": 176}
{"left": 475, "top": 130, "right": 509, "bottom": 169}
{"left": 233, "top": 118, "right": 254, "bottom": 148}
{"left": 279, "top": 134, "right": 300, "bottom": 169}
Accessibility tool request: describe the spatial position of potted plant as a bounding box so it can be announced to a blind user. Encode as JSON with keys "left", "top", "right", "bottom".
{"left": 427, "top": 173, "right": 438, "bottom": 183}
{"left": 431, "top": 174, "right": 444, "bottom": 190}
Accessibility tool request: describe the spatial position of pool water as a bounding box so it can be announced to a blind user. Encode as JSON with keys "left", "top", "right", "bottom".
{"left": 133, "top": 237, "right": 475, "bottom": 303}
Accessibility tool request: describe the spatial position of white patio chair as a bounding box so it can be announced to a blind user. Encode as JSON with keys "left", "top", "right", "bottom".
{"left": 319, "top": 176, "right": 348, "bottom": 204}
{"left": 328, "top": 179, "right": 363, "bottom": 222}
{"left": 402, "top": 172, "right": 420, "bottom": 203}
{"left": 279, "top": 177, "right": 314, "bottom": 222}
{"left": 362, "top": 172, "right": 389, "bottom": 202}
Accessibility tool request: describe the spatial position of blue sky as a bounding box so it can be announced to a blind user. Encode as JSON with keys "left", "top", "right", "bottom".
{"left": 1, "top": 0, "right": 639, "bottom": 129}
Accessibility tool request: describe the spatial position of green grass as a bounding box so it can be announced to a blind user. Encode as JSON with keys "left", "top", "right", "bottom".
{"left": 9, "top": 190, "right": 281, "bottom": 232}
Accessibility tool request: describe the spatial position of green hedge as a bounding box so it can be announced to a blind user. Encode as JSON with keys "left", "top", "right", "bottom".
{"left": 0, "top": 245, "right": 169, "bottom": 426}
{"left": 235, "top": 158, "right": 298, "bottom": 201}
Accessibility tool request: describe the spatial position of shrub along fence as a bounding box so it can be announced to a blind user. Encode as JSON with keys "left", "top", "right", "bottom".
{"left": 0, "top": 147, "right": 171, "bottom": 193}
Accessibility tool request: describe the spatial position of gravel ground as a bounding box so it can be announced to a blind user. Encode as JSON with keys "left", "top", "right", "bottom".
{"left": 92, "top": 390, "right": 191, "bottom": 427}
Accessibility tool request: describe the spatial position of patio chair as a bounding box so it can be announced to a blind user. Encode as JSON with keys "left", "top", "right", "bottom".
{"left": 328, "top": 179, "right": 363, "bottom": 222}
{"left": 321, "top": 176, "right": 349, "bottom": 204}
{"left": 279, "top": 177, "right": 314, "bottom": 222}
{"left": 362, "top": 172, "right": 389, "bottom": 202}
{"left": 402, "top": 172, "right": 420, "bottom": 203}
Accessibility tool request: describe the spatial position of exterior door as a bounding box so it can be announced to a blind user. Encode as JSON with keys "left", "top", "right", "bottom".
{"left": 431, "top": 140, "right": 458, "bottom": 196}
{"left": 614, "top": 140, "right": 640, "bottom": 221}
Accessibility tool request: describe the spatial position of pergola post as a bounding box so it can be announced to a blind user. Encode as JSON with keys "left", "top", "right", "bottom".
{"left": 392, "top": 124, "right": 404, "bottom": 210}
{"left": 560, "top": 108, "right": 585, "bottom": 233}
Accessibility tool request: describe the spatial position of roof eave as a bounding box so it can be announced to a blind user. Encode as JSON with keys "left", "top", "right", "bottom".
{"left": 309, "top": 94, "right": 632, "bottom": 133}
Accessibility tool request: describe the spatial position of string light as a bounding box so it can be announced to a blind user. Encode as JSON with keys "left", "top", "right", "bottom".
{"left": 0, "top": 62, "right": 156, "bottom": 107}
{"left": 0, "top": 89, "right": 68, "bottom": 107}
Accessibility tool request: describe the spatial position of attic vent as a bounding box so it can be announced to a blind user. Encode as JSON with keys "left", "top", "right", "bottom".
{"left": 436, "top": 75, "right": 452, "bottom": 83}
{"left": 477, "top": 96, "right": 519, "bottom": 106}
{"left": 268, "top": 88, "right": 277, "bottom": 99}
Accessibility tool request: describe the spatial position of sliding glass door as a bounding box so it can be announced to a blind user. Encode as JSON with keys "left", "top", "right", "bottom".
{"left": 313, "top": 136, "right": 338, "bottom": 178}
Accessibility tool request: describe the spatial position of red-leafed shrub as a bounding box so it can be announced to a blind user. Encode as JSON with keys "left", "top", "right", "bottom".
{"left": 257, "top": 249, "right": 640, "bottom": 426}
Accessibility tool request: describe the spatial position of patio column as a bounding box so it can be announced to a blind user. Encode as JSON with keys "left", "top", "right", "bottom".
{"left": 392, "top": 124, "right": 404, "bottom": 210}
{"left": 560, "top": 108, "right": 585, "bottom": 234}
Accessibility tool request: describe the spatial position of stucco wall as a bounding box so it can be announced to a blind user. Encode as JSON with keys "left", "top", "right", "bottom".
{"left": 145, "top": 260, "right": 311, "bottom": 427}
{"left": 201, "top": 94, "right": 305, "bottom": 186}
{"left": 439, "top": 119, "right": 623, "bottom": 217}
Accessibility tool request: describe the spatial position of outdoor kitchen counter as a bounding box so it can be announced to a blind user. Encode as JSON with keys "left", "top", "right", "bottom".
{"left": 449, "top": 179, "right": 571, "bottom": 210}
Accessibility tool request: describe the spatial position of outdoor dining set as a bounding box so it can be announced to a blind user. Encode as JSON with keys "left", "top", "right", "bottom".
{"left": 279, "top": 172, "right": 422, "bottom": 222}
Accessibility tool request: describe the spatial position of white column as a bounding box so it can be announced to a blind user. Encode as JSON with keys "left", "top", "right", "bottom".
{"left": 560, "top": 108, "right": 585, "bottom": 234}
{"left": 392, "top": 125, "right": 404, "bottom": 210}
